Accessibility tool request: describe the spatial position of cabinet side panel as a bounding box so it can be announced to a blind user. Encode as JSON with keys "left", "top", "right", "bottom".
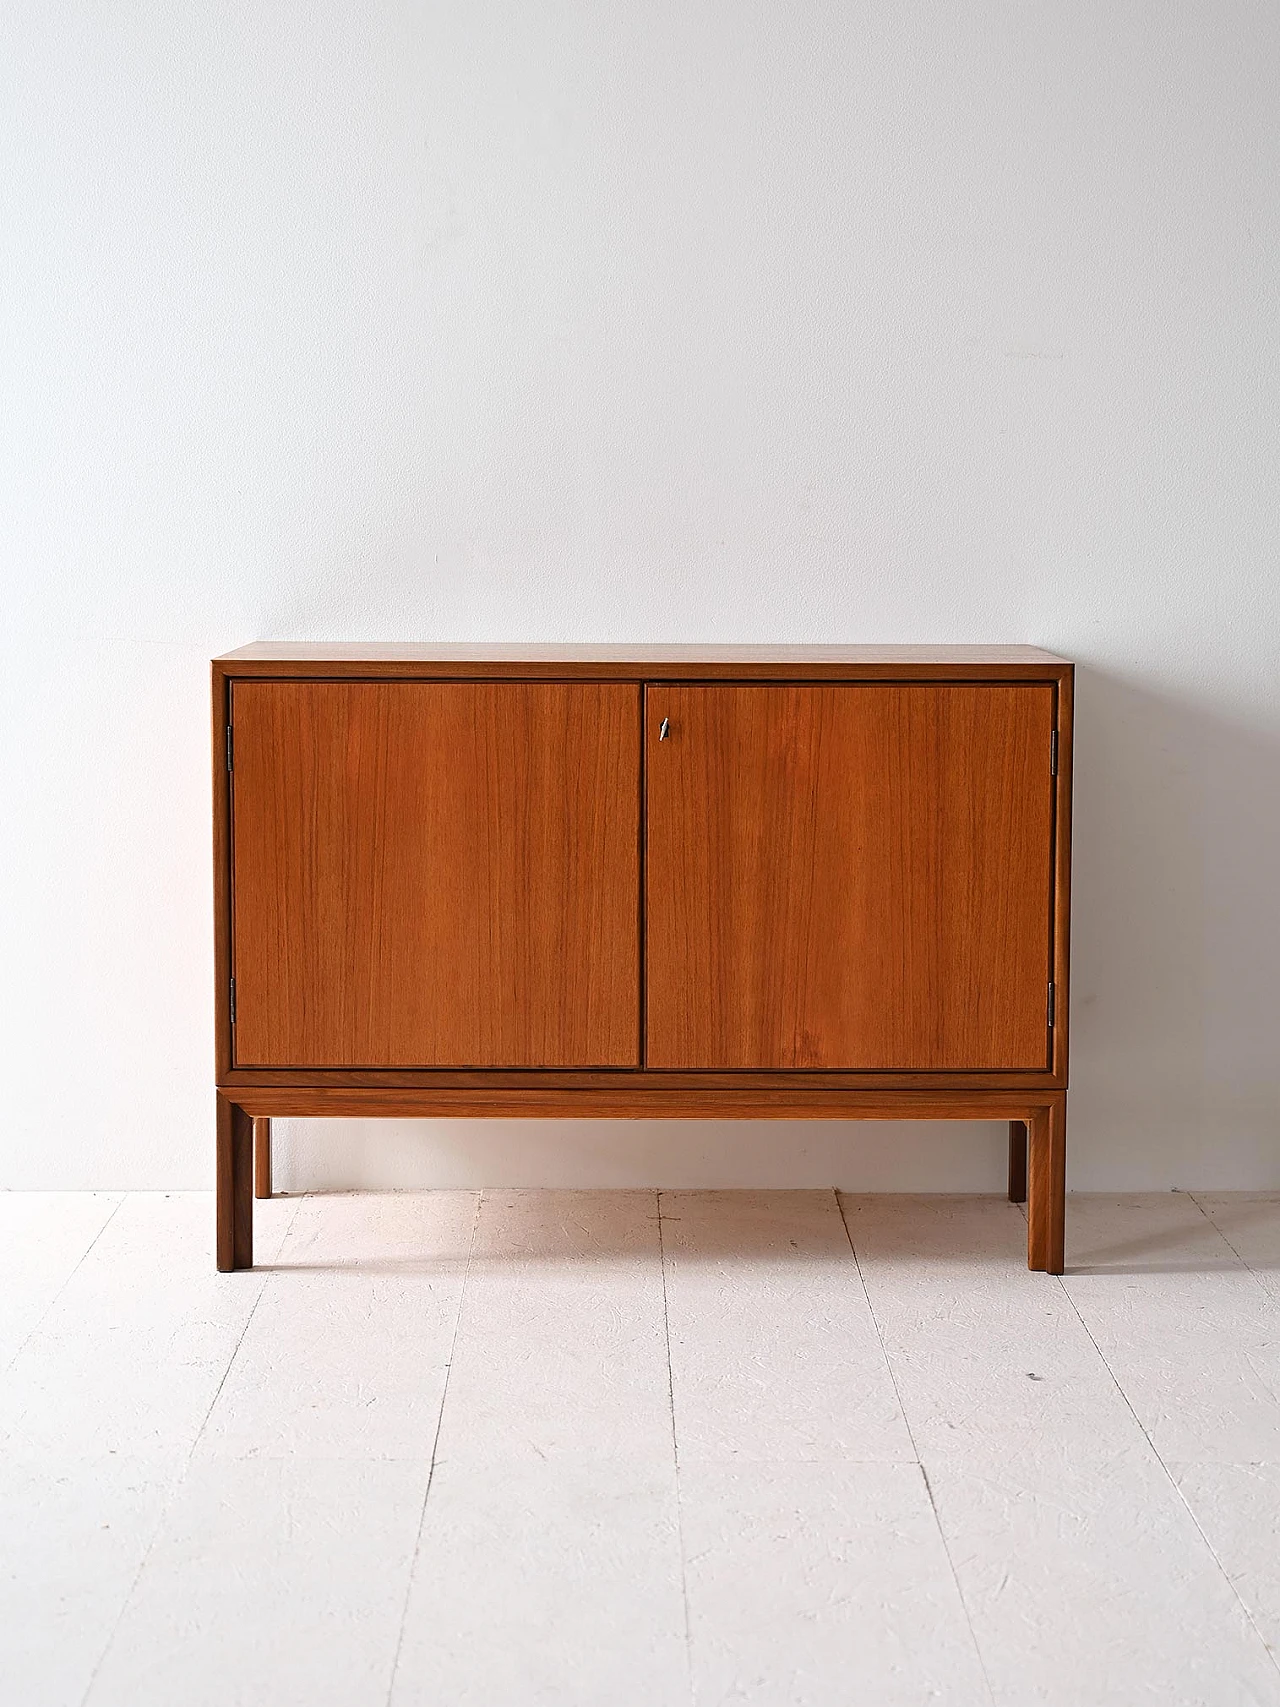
{"left": 230, "top": 681, "right": 640, "bottom": 1067}
{"left": 645, "top": 683, "right": 1055, "bottom": 1070}
{"left": 1052, "top": 668, "right": 1073, "bottom": 1083}
{"left": 212, "top": 664, "right": 233, "bottom": 1080}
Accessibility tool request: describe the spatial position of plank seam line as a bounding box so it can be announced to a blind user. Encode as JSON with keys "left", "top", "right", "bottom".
{"left": 1, "top": 1192, "right": 126, "bottom": 1382}
{"left": 835, "top": 1189, "right": 999, "bottom": 1707}
{"left": 656, "top": 1189, "right": 695, "bottom": 1705}
{"left": 384, "top": 1187, "right": 482, "bottom": 1707}
{"left": 77, "top": 1189, "right": 304, "bottom": 1707}
{"left": 1054, "top": 1224, "right": 1280, "bottom": 1686}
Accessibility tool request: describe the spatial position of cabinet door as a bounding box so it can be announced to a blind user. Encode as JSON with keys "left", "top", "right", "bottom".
{"left": 231, "top": 681, "right": 640, "bottom": 1067}
{"left": 645, "top": 684, "right": 1055, "bottom": 1070}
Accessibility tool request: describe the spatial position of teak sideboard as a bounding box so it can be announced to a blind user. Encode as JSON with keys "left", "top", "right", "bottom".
{"left": 213, "top": 645, "right": 1072, "bottom": 1273}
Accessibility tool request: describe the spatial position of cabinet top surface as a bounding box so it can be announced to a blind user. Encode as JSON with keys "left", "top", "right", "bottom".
{"left": 216, "top": 642, "right": 1070, "bottom": 673}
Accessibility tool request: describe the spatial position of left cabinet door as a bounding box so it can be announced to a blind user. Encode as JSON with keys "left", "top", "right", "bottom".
{"left": 229, "top": 681, "right": 641, "bottom": 1067}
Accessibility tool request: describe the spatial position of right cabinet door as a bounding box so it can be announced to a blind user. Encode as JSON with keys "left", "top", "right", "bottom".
{"left": 645, "top": 683, "right": 1056, "bottom": 1070}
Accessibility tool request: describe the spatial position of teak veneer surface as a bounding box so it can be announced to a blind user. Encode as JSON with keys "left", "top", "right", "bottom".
{"left": 215, "top": 644, "right": 1070, "bottom": 682}
{"left": 645, "top": 683, "right": 1055, "bottom": 1070}
{"left": 219, "top": 643, "right": 1067, "bottom": 663}
{"left": 222, "top": 1085, "right": 1059, "bottom": 1121}
{"left": 231, "top": 680, "right": 640, "bottom": 1068}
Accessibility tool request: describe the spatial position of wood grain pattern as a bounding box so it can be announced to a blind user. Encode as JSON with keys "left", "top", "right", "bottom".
{"left": 218, "top": 642, "right": 1068, "bottom": 667}
{"left": 216, "top": 1095, "right": 253, "bottom": 1272}
{"left": 1008, "top": 1120, "right": 1028, "bottom": 1203}
{"left": 645, "top": 684, "right": 1056, "bottom": 1071}
{"left": 221, "top": 1067, "right": 1063, "bottom": 1090}
{"left": 253, "top": 1117, "right": 272, "bottom": 1200}
{"left": 1028, "top": 1094, "right": 1067, "bottom": 1273}
{"left": 224, "top": 1085, "right": 1058, "bottom": 1121}
{"left": 230, "top": 681, "right": 640, "bottom": 1068}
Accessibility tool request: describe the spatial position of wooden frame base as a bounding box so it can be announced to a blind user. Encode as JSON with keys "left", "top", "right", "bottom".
{"left": 1008, "top": 1120, "right": 1028, "bottom": 1204}
{"left": 215, "top": 1094, "right": 254, "bottom": 1273}
{"left": 215, "top": 1089, "right": 1067, "bottom": 1276}
{"left": 1027, "top": 1097, "right": 1067, "bottom": 1274}
{"left": 254, "top": 1117, "right": 272, "bottom": 1200}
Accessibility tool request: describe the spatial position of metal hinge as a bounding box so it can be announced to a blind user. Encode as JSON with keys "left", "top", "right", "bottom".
{"left": 1050, "top": 730, "right": 1059, "bottom": 777}
{"left": 1048, "top": 981, "right": 1056, "bottom": 1027}
{"left": 226, "top": 725, "right": 234, "bottom": 772}
{"left": 229, "top": 978, "right": 236, "bottom": 1025}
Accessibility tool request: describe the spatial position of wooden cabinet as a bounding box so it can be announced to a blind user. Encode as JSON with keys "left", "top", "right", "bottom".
{"left": 214, "top": 647, "right": 1071, "bottom": 1275}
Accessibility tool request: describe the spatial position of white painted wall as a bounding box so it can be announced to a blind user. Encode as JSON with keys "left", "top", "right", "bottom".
{"left": 2, "top": 0, "right": 1277, "bottom": 1192}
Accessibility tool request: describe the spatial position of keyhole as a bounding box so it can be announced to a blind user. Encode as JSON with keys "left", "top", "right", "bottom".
{"left": 659, "top": 717, "right": 670, "bottom": 740}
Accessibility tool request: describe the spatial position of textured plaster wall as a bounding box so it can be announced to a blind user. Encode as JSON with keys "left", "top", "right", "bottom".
{"left": 1, "top": 0, "right": 1277, "bottom": 1190}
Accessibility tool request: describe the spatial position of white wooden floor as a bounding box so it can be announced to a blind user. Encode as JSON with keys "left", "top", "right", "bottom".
{"left": 3, "top": 1190, "right": 1280, "bottom": 1706}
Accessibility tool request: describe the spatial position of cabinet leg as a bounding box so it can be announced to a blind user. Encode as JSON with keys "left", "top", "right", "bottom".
{"left": 1008, "top": 1120, "right": 1028, "bottom": 1204}
{"left": 1027, "top": 1095, "right": 1066, "bottom": 1274}
{"left": 216, "top": 1095, "right": 254, "bottom": 1272}
{"left": 254, "top": 1117, "right": 272, "bottom": 1200}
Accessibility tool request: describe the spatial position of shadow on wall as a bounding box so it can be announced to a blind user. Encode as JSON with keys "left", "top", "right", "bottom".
{"left": 278, "top": 662, "right": 1280, "bottom": 1195}
{"left": 271, "top": 1117, "right": 1014, "bottom": 1196}
{"left": 1068, "top": 663, "right": 1279, "bottom": 1188}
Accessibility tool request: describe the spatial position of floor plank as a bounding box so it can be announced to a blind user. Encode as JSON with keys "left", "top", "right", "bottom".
{"left": 0, "top": 1192, "right": 121, "bottom": 1372}
{"left": 432, "top": 1189, "right": 672, "bottom": 1466}
{"left": 843, "top": 1193, "right": 1280, "bottom": 1705}
{"left": 839, "top": 1194, "right": 1138, "bottom": 1467}
{"left": 0, "top": 1453, "right": 176, "bottom": 1707}
{"left": 1171, "top": 1462, "right": 1280, "bottom": 1659}
{"left": 7, "top": 1189, "right": 1280, "bottom": 1707}
{"left": 392, "top": 1459, "right": 688, "bottom": 1707}
{"left": 661, "top": 1190, "right": 914, "bottom": 1465}
{"left": 0, "top": 1193, "right": 298, "bottom": 1461}
{"left": 1066, "top": 1195, "right": 1280, "bottom": 1683}
{"left": 1192, "top": 1193, "right": 1280, "bottom": 1294}
{"left": 197, "top": 1191, "right": 476, "bottom": 1462}
{"left": 1062, "top": 1194, "right": 1280, "bottom": 1464}
{"left": 924, "top": 1450, "right": 1280, "bottom": 1706}
{"left": 681, "top": 1461, "right": 991, "bottom": 1706}
{"left": 85, "top": 1458, "right": 429, "bottom": 1707}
